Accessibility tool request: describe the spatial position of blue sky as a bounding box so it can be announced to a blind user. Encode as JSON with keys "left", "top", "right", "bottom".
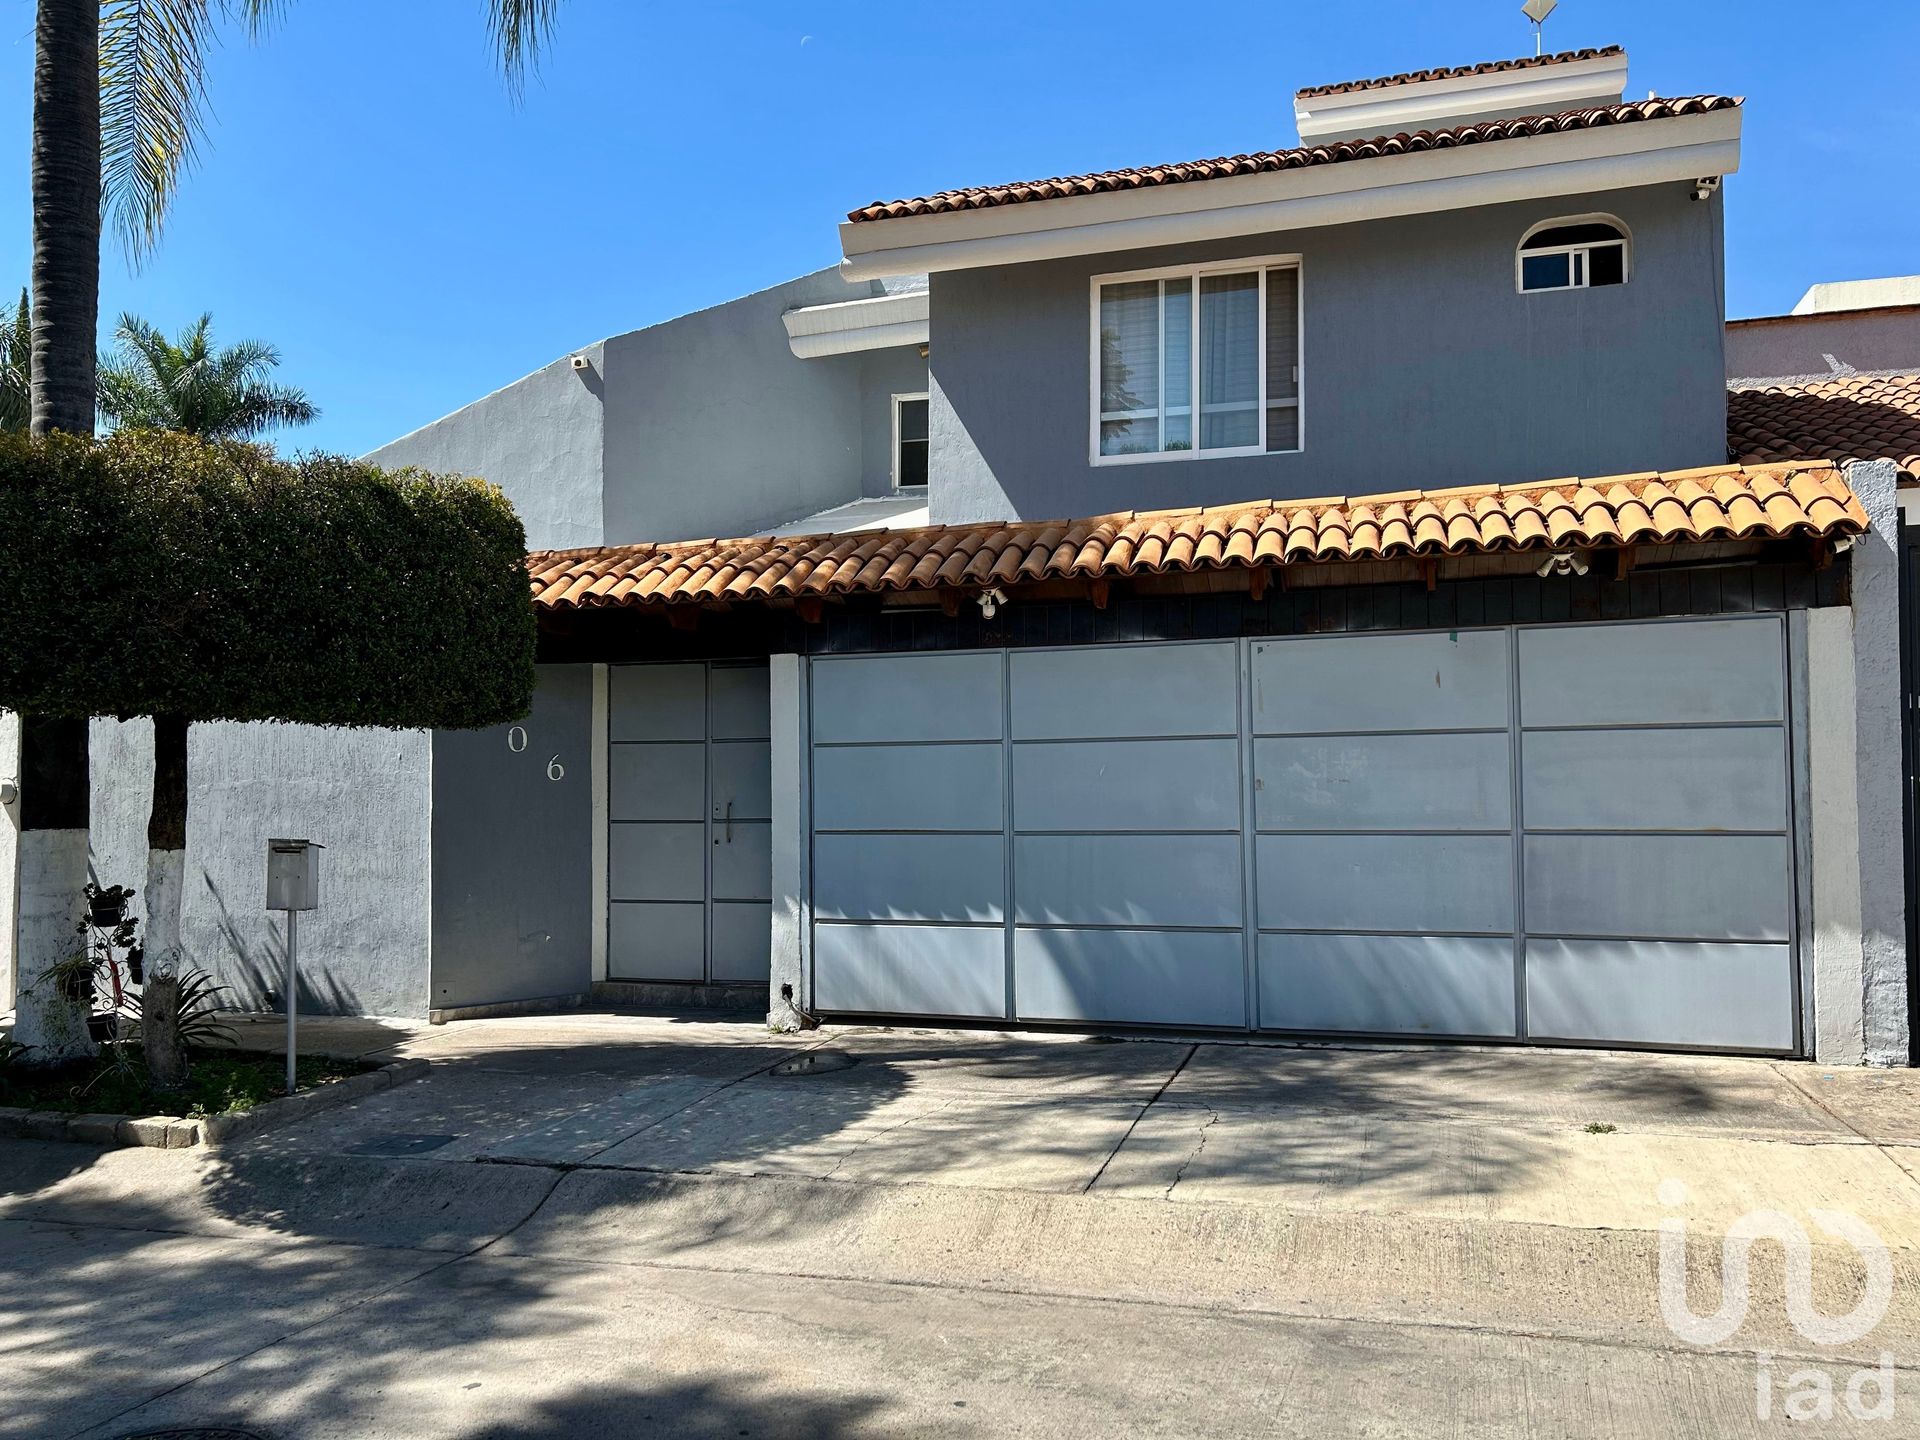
{"left": 3, "top": 0, "right": 1916, "bottom": 457}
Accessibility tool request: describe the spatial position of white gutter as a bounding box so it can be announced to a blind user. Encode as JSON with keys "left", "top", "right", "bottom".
{"left": 840, "top": 109, "right": 1740, "bottom": 280}
{"left": 782, "top": 289, "right": 930, "bottom": 358}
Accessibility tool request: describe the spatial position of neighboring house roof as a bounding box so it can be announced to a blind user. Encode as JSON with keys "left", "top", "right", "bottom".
{"left": 1296, "top": 46, "right": 1626, "bottom": 98}
{"left": 845, "top": 95, "right": 1738, "bottom": 224}
{"left": 1728, "top": 374, "right": 1920, "bottom": 481}
{"left": 528, "top": 462, "right": 1862, "bottom": 612}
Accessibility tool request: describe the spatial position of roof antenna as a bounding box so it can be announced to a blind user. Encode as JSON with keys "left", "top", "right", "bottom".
{"left": 1521, "top": 0, "right": 1557, "bottom": 56}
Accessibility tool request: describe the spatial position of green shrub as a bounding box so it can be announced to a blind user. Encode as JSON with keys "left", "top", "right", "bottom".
{"left": 0, "top": 429, "right": 535, "bottom": 728}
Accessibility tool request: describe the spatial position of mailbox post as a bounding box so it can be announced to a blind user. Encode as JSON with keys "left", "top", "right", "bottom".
{"left": 266, "top": 839, "right": 322, "bottom": 1094}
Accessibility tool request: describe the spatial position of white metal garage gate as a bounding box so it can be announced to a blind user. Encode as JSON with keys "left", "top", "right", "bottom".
{"left": 807, "top": 615, "right": 1802, "bottom": 1054}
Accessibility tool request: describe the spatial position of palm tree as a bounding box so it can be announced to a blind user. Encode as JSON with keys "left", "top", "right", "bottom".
{"left": 100, "top": 313, "right": 317, "bottom": 439}
{"left": 18, "top": 0, "right": 562, "bottom": 1063}
{"left": 0, "top": 291, "right": 28, "bottom": 432}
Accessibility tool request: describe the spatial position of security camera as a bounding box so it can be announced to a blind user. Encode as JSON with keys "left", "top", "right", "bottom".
{"left": 1692, "top": 176, "right": 1721, "bottom": 202}
{"left": 570, "top": 354, "right": 591, "bottom": 371}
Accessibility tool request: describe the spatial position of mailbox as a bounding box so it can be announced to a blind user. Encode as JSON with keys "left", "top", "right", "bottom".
{"left": 266, "top": 838, "right": 322, "bottom": 911}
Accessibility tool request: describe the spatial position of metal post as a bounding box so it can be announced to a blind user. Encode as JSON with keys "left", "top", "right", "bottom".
{"left": 285, "top": 907, "right": 298, "bottom": 1095}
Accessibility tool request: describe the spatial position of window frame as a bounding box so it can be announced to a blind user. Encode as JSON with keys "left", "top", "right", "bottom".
{"left": 1515, "top": 214, "right": 1631, "bottom": 295}
{"left": 890, "top": 391, "right": 930, "bottom": 490}
{"left": 1088, "top": 253, "right": 1304, "bottom": 467}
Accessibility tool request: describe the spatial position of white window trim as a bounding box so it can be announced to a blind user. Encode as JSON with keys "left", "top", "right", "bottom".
{"left": 890, "top": 391, "right": 930, "bottom": 490}
{"left": 1515, "top": 213, "right": 1631, "bottom": 294}
{"left": 1088, "top": 253, "right": 1304, "bottom": 468}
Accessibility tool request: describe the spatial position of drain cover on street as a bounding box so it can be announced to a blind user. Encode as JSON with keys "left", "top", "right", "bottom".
{"left": 345, "top": 1133, "right": 456, "bottom": 1156}
{"left": 772, "top": 1050, "right": 858, "bottom": 1076}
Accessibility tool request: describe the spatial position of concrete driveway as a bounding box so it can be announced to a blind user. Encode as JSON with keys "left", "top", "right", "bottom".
{"left": 4, "top": 1012, "right": 1920, "bottom": 1436}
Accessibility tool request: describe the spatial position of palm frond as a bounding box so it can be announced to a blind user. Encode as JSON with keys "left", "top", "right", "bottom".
{"left": 0, "top": 289, "right": 29, "bottom": 433}
{"left": 489, "top": 0, "right": 562, "bottom": 97}
{"left": 99, "top": 0, "right": 222, "bottom": 264}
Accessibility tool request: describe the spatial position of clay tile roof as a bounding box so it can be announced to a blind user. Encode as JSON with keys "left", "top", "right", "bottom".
{"left": 1296, "top": 46, "right": 1626, "bottom": 98}
{"left": 528, "top": 462, "right": 1864, "bottom": 613}
{"left": 1728, "top": 373, "right": 1920, "bottom": 482}
{"left": 845, "top": 95, "right": 1737, "bottom": 224}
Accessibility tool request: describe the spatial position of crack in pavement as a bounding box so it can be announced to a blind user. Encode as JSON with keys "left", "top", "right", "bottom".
{"left": 1163, "top": 1107, "right": 1221, "bottom": 1200}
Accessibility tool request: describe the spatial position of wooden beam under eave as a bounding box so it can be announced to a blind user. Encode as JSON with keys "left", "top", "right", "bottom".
{"left": 795, "top": 596, "right": 824, "bottom": 624}
{"left": 938, "top": 588, "right": 962, "bottom": 618}
{"left": 1247, "top": 567, "right": 1269, "bottom": 602}
{"left": 1088, "top": 578, "right": 1110, "bottom": 610}
{"left": 1417, "top": 558, "right": 1438, "bottom": 593}
{"left": 1614, "top": 544, "right": 1637, "bottom": 581}
{"left": 1809, "top": 535, "right": 1833, "bottom": 572}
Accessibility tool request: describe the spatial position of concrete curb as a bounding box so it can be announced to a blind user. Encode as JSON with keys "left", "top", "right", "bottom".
{"left": 0, "top": 1058, "right": 427, "bottom": 1151}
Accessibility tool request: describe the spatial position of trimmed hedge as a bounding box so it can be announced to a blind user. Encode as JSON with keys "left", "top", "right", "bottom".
{"left": 0, "top": 429, "right": 536, "bottom": 728}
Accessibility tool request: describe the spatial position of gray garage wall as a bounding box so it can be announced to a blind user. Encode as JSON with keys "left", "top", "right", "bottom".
{"left": 429, "top": 665, "right": 593, "bottom": 1013}
{"left": 88, "top": 717, "right": 433, "bottom": 1017}
{"left": 927, "top": 184, "right": 1728, "bottom": 523}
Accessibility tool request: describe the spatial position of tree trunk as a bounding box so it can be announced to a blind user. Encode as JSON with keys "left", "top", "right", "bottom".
{"left": 13, "top": 716, "right": 92, "bottom": 1060}
{"left": 14, "top": 2, "right": 100, "bottom": 1061}
{"left": 29, "top": 0, "right": 101, "bottom": 438}
{"left": 141, "top": 972, "right": 189, "bottom": 1089}
{"left": 143, "top": 715, "right": 189, "bottom": 1086}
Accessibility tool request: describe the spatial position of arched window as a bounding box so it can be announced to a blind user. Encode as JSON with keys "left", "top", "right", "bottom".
{"left": 1517, "top": 217, "right": 1629, "bottom": 293}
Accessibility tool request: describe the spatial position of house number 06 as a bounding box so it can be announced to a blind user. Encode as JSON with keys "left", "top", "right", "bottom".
{"left": 505, "top": 726, "right": 565, "bottom": 782}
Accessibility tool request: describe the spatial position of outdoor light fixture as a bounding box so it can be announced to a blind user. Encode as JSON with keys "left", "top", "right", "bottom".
{"left": 1536, "top": 550, "right": 1590, "bottom": 578}
{"left": 977, "top": 586, "right": 1008, "bottom": 618}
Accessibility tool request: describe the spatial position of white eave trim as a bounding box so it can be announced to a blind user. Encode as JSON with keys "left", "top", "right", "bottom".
{"left": 1293, "top": 52, "right": 1629, "bottom": 141}
{"left": 782, "top": 290, "right": 930, "bottom": 358}
{"left": 839, "top": 108, "right": 1740, "bottom": 280}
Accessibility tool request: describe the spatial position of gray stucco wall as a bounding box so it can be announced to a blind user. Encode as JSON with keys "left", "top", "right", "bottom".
{"left": 365, "top": 344, "right": 608, "bottom": 552}
{"left": 928, "top": 184, "right": 1729, "bottom": 523}
{"left": 88, "top": 717, "right": 432, "bottom": 1018}
{"left": 858, "top": 347, "right": 931, "bottom": 496}
{"left": 599, "top": 269, "right": 890, "bottom": 543}
{"left": 429, "top": 665, "right": 593, "bottom": 1012}
{"left": 1727, "top": 306, "right": 1920, "bottom": 385}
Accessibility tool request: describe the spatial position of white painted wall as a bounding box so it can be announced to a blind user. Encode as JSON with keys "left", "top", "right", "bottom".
{"left": 88, "top": 718, "right": 433, "bottom": 1018}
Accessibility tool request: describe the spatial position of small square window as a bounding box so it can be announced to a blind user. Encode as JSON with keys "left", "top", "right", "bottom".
{"left": 893, "top": 395, "right": 929, "bottom": 488}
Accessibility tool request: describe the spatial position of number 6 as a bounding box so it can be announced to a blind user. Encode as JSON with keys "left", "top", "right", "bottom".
{"left": 546, "top": 755, "right": 565, "bottom": 782}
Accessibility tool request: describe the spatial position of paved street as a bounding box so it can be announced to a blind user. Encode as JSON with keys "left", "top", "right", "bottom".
{"left": 4, "top": 1014, "right": 1920, "bottom": 1436}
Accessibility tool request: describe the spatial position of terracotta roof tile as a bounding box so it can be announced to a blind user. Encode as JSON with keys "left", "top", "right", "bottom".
{"left": 846, "top": 96, "right": 1738, "bottom": 223}
{"left": 529, "top": 462, "right": 1864, "bottom": 613}
{"left": 1296, "top": 46, "right": 1625, "bottom": 98}
{"left": 1728, "top": 373, "right": 1920, "bottom": 481}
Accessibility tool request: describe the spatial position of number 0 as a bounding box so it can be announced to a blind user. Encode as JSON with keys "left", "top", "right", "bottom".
{"left": 507, "top": 726, "right": 528, "bottom": 753}
{"left": 546, "top": 755, "right": 565, "bottom": 782}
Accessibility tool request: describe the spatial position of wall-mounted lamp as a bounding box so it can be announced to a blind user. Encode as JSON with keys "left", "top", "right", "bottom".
{"left": 1536, "top": 550, "right": 1590, "bottom": 578}
{"left": 0, "top": 778, "right": 16, "bottom": 806}
{"left": 977, "top": 586, "right": 1008, "bottom": 619}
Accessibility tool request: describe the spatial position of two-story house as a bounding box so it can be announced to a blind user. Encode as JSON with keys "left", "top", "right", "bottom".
{"left": 39, "top": 45, "right": 1913, "bottom": 1066}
